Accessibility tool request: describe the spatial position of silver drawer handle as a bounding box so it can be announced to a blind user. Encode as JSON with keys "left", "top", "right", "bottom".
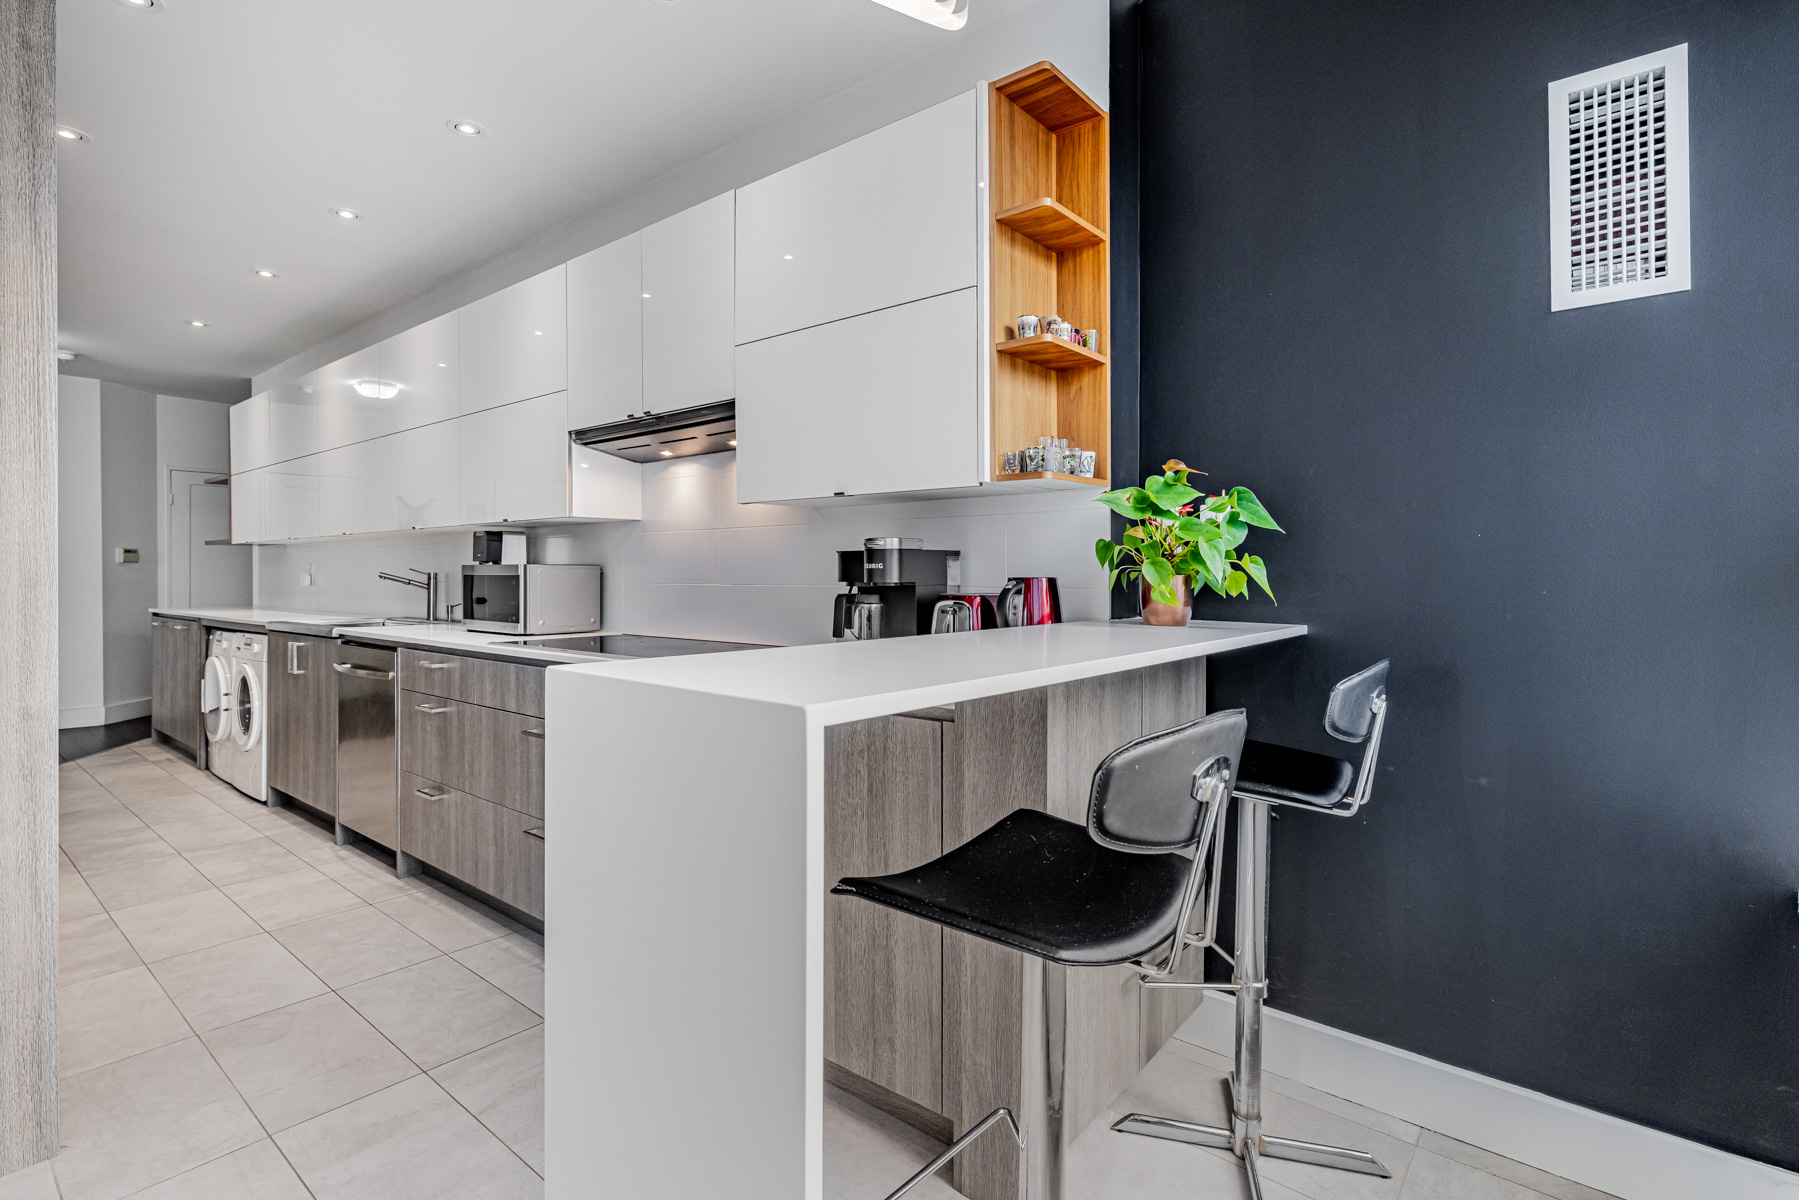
{"left": 167, "top": 622, "right": 189, "bottom": 629}
{"left": 414, "top": 703, "right": 453, "bottom": 714}
{"left": 333, "top": 663, "right": 395, "bottom": 680}
{"left": 520, "top": 728, "right": 545, "bottom": 740}
{"left": 415, "top": 786, "right": 450, "bottom": 801}
{"left": 522, "top": 827, "right": 544, "bottom": 842}
{"left": 418, "top": 661, "right": 453, "bottom": 670}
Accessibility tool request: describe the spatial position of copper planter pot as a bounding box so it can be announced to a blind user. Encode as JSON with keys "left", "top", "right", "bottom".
{"left": 1141, "top": 577, "right": 1193, "bottom": 626}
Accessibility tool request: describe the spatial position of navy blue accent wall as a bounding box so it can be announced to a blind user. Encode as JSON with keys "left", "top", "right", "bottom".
{"left": 1130, "top": 0, "right": 1799, "bottom": 1169}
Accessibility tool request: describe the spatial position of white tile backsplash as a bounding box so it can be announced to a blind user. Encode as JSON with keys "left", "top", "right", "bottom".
{"left": 255, "top": 452, "right": 1111, "bottom": 645}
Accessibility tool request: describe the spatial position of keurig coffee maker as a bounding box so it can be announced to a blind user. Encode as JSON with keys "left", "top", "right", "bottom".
{"left": 832, "top": 537, "right": 961, "bottom": 640}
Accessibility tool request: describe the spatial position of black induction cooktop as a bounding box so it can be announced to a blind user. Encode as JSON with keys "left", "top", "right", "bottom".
{"left": 498, "top": 633, "right": 769, "bottom": 658}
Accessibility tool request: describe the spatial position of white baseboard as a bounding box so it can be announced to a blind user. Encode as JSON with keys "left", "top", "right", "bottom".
{"left": 59, "top": 706, "right": 107, "bottom": 730}
{"left": 1177, "top": 996, "right": 1799, "bottom": 1200}
{"left": 104, "top": 698, "right": 150, "bottom": 723}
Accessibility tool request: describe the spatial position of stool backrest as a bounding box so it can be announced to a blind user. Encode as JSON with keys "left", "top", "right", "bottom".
{"left": 1324, "top": 660, "right": 1389, "bottom": 742}
{"left": 1087, "top": 708, "right": 1248, "bottom": 853}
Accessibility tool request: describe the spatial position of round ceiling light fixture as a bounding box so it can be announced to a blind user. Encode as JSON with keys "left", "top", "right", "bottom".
{"left": 56, "top": 350, "right": 77, "bottom": 362}
{"left": 447, "top": 120, "right": 485, "bottom": 137}
{"left": 330, "top": 207, "right": 361, "bottom": 221}
{"left": 55, "top": 126, "right": 89, "bottom": 142}
{"left": 351, "top": 379, "right": 400, "bottom": 400}
{"left": 188, "top": 320, "right": 209, "bottom": 328}
{"left": 252, "top": 269, "right": 277, "bottom": 278}
{"left": 114, "top": 0, "right": 162, "bottom": 10}
{"left": 865, "top": 0, "right": 968, "bottom": 30}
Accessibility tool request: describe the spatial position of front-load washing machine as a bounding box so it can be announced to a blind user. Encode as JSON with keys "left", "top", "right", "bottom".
{"left": 204, "top": 631, "right": 269, "bottom": 802}
{"left": 203, "top": 631, "right": 237, "bottom": 786}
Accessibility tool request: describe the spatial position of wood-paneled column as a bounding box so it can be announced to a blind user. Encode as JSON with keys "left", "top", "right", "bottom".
{"left": 0, "top": 0, "right": 60, "bottom": 1175}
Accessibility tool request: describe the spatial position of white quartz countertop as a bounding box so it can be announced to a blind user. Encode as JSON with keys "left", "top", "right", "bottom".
{"left": 553, "top": 619, "right": 1307, "bottom": 724}
{"left": 334, "top": 623, "right": 606, "bottom": 665}
{"left": 148, "top": 606, "right": 375, "bottom": 629}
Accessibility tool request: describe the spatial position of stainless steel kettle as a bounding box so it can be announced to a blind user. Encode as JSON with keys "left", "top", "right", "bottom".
{"left": 833, "top": 592, "right": 885, "bottom": 640}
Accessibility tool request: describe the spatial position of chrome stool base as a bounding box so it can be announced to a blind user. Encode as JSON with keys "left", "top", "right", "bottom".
{"left": 1111, "top": 1111, "right": 1390, "bottom": 1199}
{"left": 878, "top": 1106, "right": 1024, "bottom": 1200}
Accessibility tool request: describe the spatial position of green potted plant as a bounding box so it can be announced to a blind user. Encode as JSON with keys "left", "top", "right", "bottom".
{"left": 1093, "top": 460, "right": 1282, "bottom": 626}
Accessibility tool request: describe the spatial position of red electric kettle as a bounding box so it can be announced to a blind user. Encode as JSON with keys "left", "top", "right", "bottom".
{"left": 995, "top": 577, "right": 1061, "bottom": 627}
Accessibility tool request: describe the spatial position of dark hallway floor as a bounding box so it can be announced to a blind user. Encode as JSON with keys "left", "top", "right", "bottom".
{"left": 58, "top": 716, "right": 155, "bottom": 763}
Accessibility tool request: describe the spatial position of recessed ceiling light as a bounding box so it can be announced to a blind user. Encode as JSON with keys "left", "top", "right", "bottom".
{"left": 114, "top": 0, "right": 161, "bottom": 10}
{"left": 783, "top": 254, "right": 793, "bottom": 260}
{"left": 727, "top": 439, "right": 737, "bottom": 447}
{"left": 330, "top": 208, "right": 361, "bottom": 220}
{"left": 252, "top": 269, "right": 277, "bottom": 278}
{"left": 188, "top": 320, "right": 208, "bottom": 328}
{"left": 351, "top": 379, "right": 400, "bottom": 400}
{"left": 866, "top": 0, "right": 968, "bottom": 29}
{"left": 533, "top": 331, "right": 543, "bottom": 336}
{"left": 56, "top": 350, "right": 77, "bottom": 362}
{"left": 55, "top": 126, "right": 88, "bottom": 142}
{"left": 659, "top": 450, "right": 674, "bottom": 457}
{"left": 641, "top": 293, "right": 650, "bottom": 299}
{"left": 438, "top": 362, "right": 447, "bottom": 367}
{"left": 447, "top": 120, "right": 485, "bottom": 138}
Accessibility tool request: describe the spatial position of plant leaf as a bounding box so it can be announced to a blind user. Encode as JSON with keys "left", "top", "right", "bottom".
{"left": 1241, "top": 554, "right": 1274, "bottom": 601}
{"left": 1221, "top": 517, "right": 1248, "bottom": 550}
{"left": 1225, "top": 570, "right": 1247, "bottom": 597}
{"left": 1192, "top": 536, "right": 1226, "bottom": 581}
{"left": 1140, "top": 555, "right": 1175, "bottom": 590}
{"left": 1144, "top": 473, "right": 1200, "bottom": 512}
{"left": 1227, "top": 487, "right": 1283, "bottom": 531}
{"left": 1097, "top": 488, "right": 1156, "bottom": 520}
{"left": 1201, "top": 573, "right": 1229, "bottom": 598}
{"left": 1094, "top": 538, "right": 1116, "bottom": 568}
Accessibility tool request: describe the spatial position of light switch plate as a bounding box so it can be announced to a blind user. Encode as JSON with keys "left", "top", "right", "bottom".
{"left": 115, "top": 547, "right": 140, "bottom": 564}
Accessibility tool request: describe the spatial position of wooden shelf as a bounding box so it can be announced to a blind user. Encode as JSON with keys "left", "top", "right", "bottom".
{"left": 996, "top": 334, "right": 1107, "bottom": 370}
{"left": 994, "top": 198, "right": 1105, "bottom": 252}
{"left": 993, "top": 61, "right": 1106, "bottom": 132}
{"left": 202, "top": 475, "right": 230, "bottom": 486}
{"left": 202, "top": 538, "right": 234, "bottom": 546}
{"left": 992, "top": 471, "right": 1108, "bottom": 488}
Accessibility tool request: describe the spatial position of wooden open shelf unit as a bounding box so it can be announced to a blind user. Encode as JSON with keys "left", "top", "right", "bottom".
{"left": 988, "top": 61, "right": 1110, "bottom": 488}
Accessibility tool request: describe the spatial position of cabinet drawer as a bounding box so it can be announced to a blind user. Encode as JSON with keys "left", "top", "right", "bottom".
{"left": 399, "top": 771, "right": 544, "bottom": 920}
{"left": 400, "top": 691, "right": 545, "bottom": 820}
{"left": 399, "top": 649, "right": 544, "bottom": 717}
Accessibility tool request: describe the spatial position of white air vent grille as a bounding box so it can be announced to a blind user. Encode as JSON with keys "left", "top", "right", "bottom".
{"left": 1548, "top": 45, "right": 1689, "bottom": 311}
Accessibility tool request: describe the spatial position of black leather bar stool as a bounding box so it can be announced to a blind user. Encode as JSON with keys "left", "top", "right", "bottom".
{"left": 833, "top": 707, "right": 1251, "bottom": 1200}
{"left": 1114, "top": 659, "right": 1393, "bottom": 1199}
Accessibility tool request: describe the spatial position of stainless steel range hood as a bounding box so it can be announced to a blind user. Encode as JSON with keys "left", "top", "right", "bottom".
{"left": 570, "top": 401, "right": 735, "bottom": 463}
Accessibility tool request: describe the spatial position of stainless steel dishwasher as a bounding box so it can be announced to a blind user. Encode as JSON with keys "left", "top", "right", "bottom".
{"left": 333, "top": 641, "right": 398, "bottom": 850}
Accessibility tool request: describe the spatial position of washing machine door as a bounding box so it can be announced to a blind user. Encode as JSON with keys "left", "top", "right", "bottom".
{"left": 231, "top": 660, "right": 264, "bottom": 750}
{"left": 203, "top": 655, "right": 234, "bottom": 744}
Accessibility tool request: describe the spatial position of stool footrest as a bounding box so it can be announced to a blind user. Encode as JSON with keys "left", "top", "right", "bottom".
{"left": 882, "top": 1106, "right": 1023, "bottom": 1200}
{"left": 1113, "top": 1111, "right": 1392, "bottom": 1181}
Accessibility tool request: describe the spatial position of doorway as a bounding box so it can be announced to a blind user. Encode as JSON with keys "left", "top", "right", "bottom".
{"left": 166, "top": 469, "right": 250, "bottom": 608}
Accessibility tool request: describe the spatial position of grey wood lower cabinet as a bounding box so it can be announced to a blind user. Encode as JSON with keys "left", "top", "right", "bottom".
{"left": 400, "top": 691, "right": 545, "bottom": 819}
{"left": 399, "top": 771, "right": 544, "bottom": 920}
{"left": 400, "top": 648, "right": 544, "bottom": 717}
{"left": 267, "top": 633, "right": 337, "bottom": 814}
{"left": 149, "top": 617, "right": 204, "bottom": 755}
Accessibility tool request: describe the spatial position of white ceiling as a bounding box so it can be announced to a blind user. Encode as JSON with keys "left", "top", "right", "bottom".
{"left": 55, "top": 0, "right": 1035, "bottom": 401}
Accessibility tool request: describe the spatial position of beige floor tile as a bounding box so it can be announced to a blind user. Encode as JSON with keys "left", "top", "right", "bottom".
{"left": 61, "top": 870, "right": 106, "bottom": 923}
{"left": 1399, "top": 1148, "right": 1549, "bottom": 1199}
{"left": 60, "top": 784, "right": 127, "bottom": 814}
{"left": 1111, "top": 1045, "right": 1416, "bottom": 1200}
{"left": 122, "top": 1138, "right": 312, "bottom": 1200}
{"left": 55, "top": 1038, "right": 264, "bottom": 1200}
{"left": 452, "top": 933, "right": 544, "bottom": 1015}
{"left": 340, "top": 956, "right": 539, "bottom": 1070}
{"left": 0, "top": 1161, "right": 59, "bottom": 1200}
{"left": 81, "top": 855, "right": 212, "bottom": 911}
{"left": 272, "top": 905, "right": 439, "bottom": 988}
{"left": 119, "top": 791, "right": 229, "bottom": 827}
{"left": 377, "top": 888, "right": 512, "bottom": 953}
{"left": 59, "top": 914, "right": 143, "bottom": 988}
{"left": 275, "top": 1074, "right": 542, "bottom": 1200}
{"left": 824, "top": 1085, "right": 967, "bottom": 1199}
{"left": 181, "top": 838, "right": 306, "bottom": 887}
{"left": 223, "top": 867, "right": 366, "bottom": 931}
{"left": 1165, "top": 1037, "right": 1424, "bottom": 1145}
{"left": 203, "top": 992, "right": 419, "bottom": 1133}
{"left": 314, "top": 849, "right": 436, "bottom": 903}
{"left": 1415, "top": 1134, "right": 1618, "bottom": 1200}
{"left": 431, "top": 1025, "right": 544, "bottom": 1173}
{"left": 60, "top": 848, "right": 79, "bottom": 874}
{"left": 151, "top": 814, "right": 263, "bottom": 853}
{"left": 149, "top": 933, "right": 328, "bottom": 1032}
{"left": 59, "top": 966, "right": 191, "bottom": 1078}
{"left": 60, "top": 806, "right": 149, "bottom": 841}
{"left": 98, "top": 774, "right": 199, "bottom": 803}
{"left": 268, "top": 828, "right": 360, "bottom": 866}
{"left": 111, "top": 889, "right": 262, "bottom": 963}
{"left": 61, "top": 825, "right": 178, "bottom": 872}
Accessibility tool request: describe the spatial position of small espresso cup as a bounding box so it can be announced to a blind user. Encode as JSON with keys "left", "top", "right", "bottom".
{"left": 1016, "top": 315, "right": 1040, "bottom": 338}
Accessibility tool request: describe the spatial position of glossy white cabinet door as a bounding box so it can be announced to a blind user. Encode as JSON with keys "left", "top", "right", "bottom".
{"left": 568, "top": 232, "right": 642, "bottom": 430}
{"left": 229, "top": 394, "right": 271, "bottom": 472}
{"left": 735, "top": 287, "right": 980, "bottom": 503}
{"left": 309, "top": 346, "right": 385, "bottom": 451}
{"left": 459, "top": 392, "right": 570, "bottom": 524}
{"left": 571, "top": 442, "right": 643, "bottom": 521}
{"left": 229, "top": 468, "right": 264, "bottom": 544}
{"left": 377, "top": 311, "right": 460, "bottom": 436}
{"left": 643, "top": 193, "right": 734, "bottom": 411}
{"left": 735, "top": 89, "right": 978, "bottom": 346}
{"left": 316, "top": 440, "right": 378, "bottom": 536}
{"left": 262, "top": 455, "right": 320, "bottom": 541}
{"left": 265, "top": 372, "right": 321, "bottom": 465}
{"left": 374, "top": 419, "right": 460, "bottom": 531}
{"left": 460, "top": 265, "right": 567, "bottom": 415}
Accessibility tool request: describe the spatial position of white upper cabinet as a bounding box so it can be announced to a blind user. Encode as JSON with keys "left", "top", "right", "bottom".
{"left": 376, "top": 311, "right": 460, "bottom": 436}
{"left": 460, "top": 265, "right": 567, "bottom": 415}
{"left": 734, "top": 89, "right": 979, "bottom": 346}
{"left": 736, "top": 288, "right": 980, "bottom": 503}
{"left": 309, "top": 347, "right": 383, "bottom": 453}
{"left": 315, "top": 440, "right": 376, "bottom": 537}
{"left": 373, "top": 420, "right": 460, "bottom": 532}
{"left": 229, "top": 468, "right": 264, "bottom": 544}
{"left": 567, "top": 232, "right": 643, "bottom": 430}
{"left": 229, "top": 394, "right": 270, "bottom": 473}
{"left": 262, "top": 455, "right": 320, "bottom": 541}
{"left": 264, "top": 373, "right": 321, "bottom": 465}
{"left": 643, "top": 193, "right": 735, "bottom": 411}
{"left": 460, "top": 391, "right": 571, "bottom": 524}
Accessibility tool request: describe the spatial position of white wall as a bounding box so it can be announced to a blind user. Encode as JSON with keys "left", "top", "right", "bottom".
{"left": 255, "top": 453, "right": 1111, "bottom": 645}
{"left": 58, "top": 378, "right": 106, "bottom": 728}
{"left": 100, "top": 383, "right": 158, "bottom": 719}
{"left": 155, "top": 393, "right": 233, "bottom": 606}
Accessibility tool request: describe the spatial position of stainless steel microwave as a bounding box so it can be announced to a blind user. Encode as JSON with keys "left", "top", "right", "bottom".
{"left": 461, "top": 564, "right": 603, "bottom": 635}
